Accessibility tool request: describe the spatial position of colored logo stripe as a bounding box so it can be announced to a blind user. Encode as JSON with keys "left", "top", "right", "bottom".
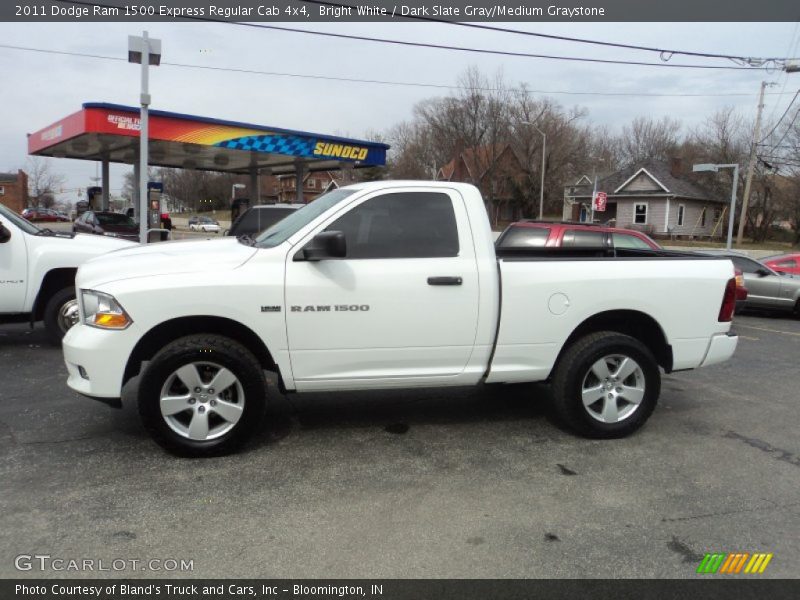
{"left": 697, "top": 552, "right": 773, "bottom": 574}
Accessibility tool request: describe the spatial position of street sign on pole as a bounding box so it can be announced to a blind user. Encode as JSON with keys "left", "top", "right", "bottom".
{"left": 593, "top": 191, "right": 607, "bottom": 212}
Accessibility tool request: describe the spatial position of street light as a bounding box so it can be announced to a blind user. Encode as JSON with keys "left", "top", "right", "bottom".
{"left": 521, "top": 121, "right": 546, "bottom": 219}
{"left": 232, "top": 183, "right": 245, "bottom": 200}
{"left": 693, "top": 163, "right": 739, "bottom": 250}
{"left": 128, "top": 32, "right": 161, "bottom": 244}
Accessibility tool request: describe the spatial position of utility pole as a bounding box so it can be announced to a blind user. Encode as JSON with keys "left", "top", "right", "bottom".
{"left": 737, "top": 81, "right": 768, "bottom": 246}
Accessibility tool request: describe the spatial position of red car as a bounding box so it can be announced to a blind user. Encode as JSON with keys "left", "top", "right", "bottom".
{"left": 21, "top": 207, "right": 68, "bottom": 222}
{"left": 497, "top": 220, "right": 749, "bottom": 311}
{"left": 763, "top": 253, "right": 800, "bottom": 276}
{"left": 496, "top": 220, "right": 661, "bottom": 250}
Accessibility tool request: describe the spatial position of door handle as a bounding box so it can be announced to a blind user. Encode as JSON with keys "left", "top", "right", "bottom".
{"left": 427, "top": 276, "right": 463, "bottom": 286}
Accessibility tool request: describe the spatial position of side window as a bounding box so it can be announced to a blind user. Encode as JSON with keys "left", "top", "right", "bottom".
{"left": 612, "top": 233, "right": 652, "bottom": 249}
{"left": 562, "top": 230, "right": 605, "bottom": 248}
{"left": 775, "top": 259, "right": 796, "bottom": 268}
{"left": 325, "top": 192, "right": 459, "bottom": 259}
{"left": 731, "top": 257, "right": 760, "bottom": 274}
{"left": 634, "top": 203, "right": 648, "bottom": 225}
{"left": 498, "top": 226, "right": 550, "bottom": 248}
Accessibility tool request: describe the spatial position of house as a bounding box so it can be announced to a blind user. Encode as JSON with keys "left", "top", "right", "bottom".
{"left": 437, "top": 144, "right": 527, "bottom": 224}
{"left": 563, "top": 159, "right": 726, "bottom": 238}
{"left": 0, "top": 170, "right": 29, "bottom": 214}
{"left": 259, "top": 171, "right": 351, "bottom": 204}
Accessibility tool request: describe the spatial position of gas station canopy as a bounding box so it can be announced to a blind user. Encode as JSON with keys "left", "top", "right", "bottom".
{"left": 28, "top": 102, "right": 388, "bottom": 175}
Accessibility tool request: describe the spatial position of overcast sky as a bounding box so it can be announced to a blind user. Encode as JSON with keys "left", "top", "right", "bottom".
{"left": 0, "top": 20, "right": 798, "bottom": 204}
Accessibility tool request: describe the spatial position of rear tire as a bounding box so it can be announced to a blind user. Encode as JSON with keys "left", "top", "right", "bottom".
{"left": 43, "top": 286, "right": 78, "bottom": 346}
{"left": 138, "top": 334, "right": 267, "bottom": 457}
{"left": 551, "top": 331, "right": 660, "bottom": 439}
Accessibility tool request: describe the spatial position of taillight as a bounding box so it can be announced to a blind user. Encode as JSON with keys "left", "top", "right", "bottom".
{"left": 718, "top": 277, "right": 737, "bottom": 322}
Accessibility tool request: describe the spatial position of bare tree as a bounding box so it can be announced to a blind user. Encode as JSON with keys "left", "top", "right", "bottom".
{"left": 26, "top": 156, "right": 66, "bottom": 207}
{"left": 618, "top": 116, "right": 682, "bottom": 165}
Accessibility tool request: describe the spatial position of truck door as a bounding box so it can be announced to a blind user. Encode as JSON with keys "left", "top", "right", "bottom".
{"left": 0, "top": 218, "right": 29, "bottom": 312}
{"left": 284, "top": 188, "right": 479, "bottom": 388}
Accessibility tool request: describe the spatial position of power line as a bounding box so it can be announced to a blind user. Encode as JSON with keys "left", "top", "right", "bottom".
{"left": 301, "top": 0, "right": 794, "bottom": 67}
{"left": 55, "top": 0, "right": 774, "bottom": 71}
{"left": 2, "top": 43, "right": 795, "bottom": 98}
{"left": 759, "top": 89, "right": 800, "bottom": 144}
{"left": 768, "top": 106, "right": 800, "bottom": 150}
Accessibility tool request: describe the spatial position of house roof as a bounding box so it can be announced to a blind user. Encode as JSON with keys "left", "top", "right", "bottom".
{"left": 0, "top": 172, "right": 21, "bottom": 182}
{"left": 569, "top": 160, "right": 724, "bottom": 203}
{"left": 438, "top": 144, "right": 517, "bottom": 182}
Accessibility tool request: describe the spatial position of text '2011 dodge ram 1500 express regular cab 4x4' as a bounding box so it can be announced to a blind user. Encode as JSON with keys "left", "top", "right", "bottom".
{"left": 63, "top": 182, "right": 739, "bottom": 456}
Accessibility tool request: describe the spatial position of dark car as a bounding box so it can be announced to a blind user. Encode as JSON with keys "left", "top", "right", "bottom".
{"left": 124, "top": 207, "right": 171, "bottom": 230}
{"left": 73, "top": 210, "right": 139, "bottom": 242}
{"left": 226, "top": 204, "right": 302, "bottom": 238}
{"left": 496, "top": 220, "right": 661, "bottom": 250}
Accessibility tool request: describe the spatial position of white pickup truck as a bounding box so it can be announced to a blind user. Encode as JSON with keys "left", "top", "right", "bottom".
{"left": 63, "top": 182, "right": 739, "bottom": 456}
{"left": 0, "top": 203, "right": 133, "bottom": 344}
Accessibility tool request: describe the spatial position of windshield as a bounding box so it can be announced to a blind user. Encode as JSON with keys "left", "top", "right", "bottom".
{"left": 0, "top": 203, "right": 41, "bottom": 235}
{"left": 255, "top": 189, "right": 356, "bottom": 248}
{"left": 96, "top": 213, "right": 137, "bottom": 227}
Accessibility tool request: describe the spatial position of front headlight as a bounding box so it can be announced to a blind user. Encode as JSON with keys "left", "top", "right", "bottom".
{"left": 81, "top": 290, "right": 132, "bottom": 330}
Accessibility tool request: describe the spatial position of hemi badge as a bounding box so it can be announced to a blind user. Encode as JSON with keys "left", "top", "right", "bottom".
{"left": 261, "top": 306, "right": 281, "bottom": 313}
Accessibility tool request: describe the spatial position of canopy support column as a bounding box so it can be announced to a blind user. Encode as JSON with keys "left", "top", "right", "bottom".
{"left": 132, "top": 162, "right": 140, "bottom": 220}
{"left": 249, "top": 167, "right": 260, "bottom": 205}
{"left": 101, "top": 156, "right": 110, "bottom": 210}
{"left": 295, "top": 159, "right": 306, "bottom": 204}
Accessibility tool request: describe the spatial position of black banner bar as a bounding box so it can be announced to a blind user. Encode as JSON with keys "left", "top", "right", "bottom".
{"left": 3, "top": 0, "right": 800, "bottom": 22}
{"left": 3, "top": 579, "right": 800, "bottom": 600}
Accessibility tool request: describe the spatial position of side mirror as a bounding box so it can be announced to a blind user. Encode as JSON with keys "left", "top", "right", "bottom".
{"left": 0, "top": 222, "right": 11, "bottom": 244}
{"left": 296, "top": 231, "right": 346, "bottom": 261}
{"left": 756, "top": 268, "right": 771, "bottom": 277}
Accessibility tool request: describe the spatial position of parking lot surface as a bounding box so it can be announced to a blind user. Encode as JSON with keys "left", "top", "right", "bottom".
{"left": 1, "top": 314, "right": 798, "bottom": 578}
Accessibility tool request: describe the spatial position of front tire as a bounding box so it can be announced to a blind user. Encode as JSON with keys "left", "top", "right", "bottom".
{"left": 43, "top": 286, "right": 78, "bottom": 346}
{"left": 138, "top": 334, "right": 267, "bottom": 457}
{"left": 551, "top": 331, "right": 660, "bottom": 439}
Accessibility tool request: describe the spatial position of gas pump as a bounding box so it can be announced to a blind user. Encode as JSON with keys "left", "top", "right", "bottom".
{"left": 87, "top": 186, "right": 103, "bottom": 210}
{"left": 231, "top": 198, "right": 250, "bottom": 224}
{"left": 146, "top": 182, "right": 169, "bottom": 242}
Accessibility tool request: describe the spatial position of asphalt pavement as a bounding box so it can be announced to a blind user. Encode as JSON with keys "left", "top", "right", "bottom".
{"left": 0, "top": 313, "right": 798, "bottom": 579}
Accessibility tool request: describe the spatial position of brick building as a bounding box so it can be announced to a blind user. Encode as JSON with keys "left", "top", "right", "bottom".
{"left": 0, "top": 170, "right": 29, "bottom": 214}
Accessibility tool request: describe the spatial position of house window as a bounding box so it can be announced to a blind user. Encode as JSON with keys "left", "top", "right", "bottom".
{"left": 634, "top": 203, "right": 648, "bottom": 225}
{"left": 700, "top": 207, "right": 707, "bottom": 227}
{"left": 677, "top": 204, "right": 685, "bottom": 227}
{"left": 0, "top": 186, "right": 5, "bottom": 195}
{"left": 308, "top": 179, "right": 316, "bottom": 189}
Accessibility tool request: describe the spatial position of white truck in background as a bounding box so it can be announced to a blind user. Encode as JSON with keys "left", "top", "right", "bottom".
{"left": 62, "top": 182, "right": 739, "bottom": 456}
{"left": 0, "top": 203, "right": 134, "bottom": 344}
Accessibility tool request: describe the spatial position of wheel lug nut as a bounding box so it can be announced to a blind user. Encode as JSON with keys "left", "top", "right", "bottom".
{"left": 607, "top": 393, "right": 613, "bottom": 399}
{"left": 194, "top": 387, "right": 201, "bottom": 393}
{"left": 210, "top": 399, "right": 217, "bottom": 406}
{"left": 198, "top": 406, "right": 205, "bottom": 413}
{"left": 188, "top": 398, "right": 196, "bottom": 404}
{"left": 208, "top": 388, "right": 215, "bottom": 394}
{"left": 616, "top": 387, "right": 622, "bottom": 392}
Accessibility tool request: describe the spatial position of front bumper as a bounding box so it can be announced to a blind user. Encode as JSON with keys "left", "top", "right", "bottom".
{"left": 63, "top": 322, "right": 139, "bottom": 401}
{"left": 700, "top": 332, "right": 738, "bottom": 368}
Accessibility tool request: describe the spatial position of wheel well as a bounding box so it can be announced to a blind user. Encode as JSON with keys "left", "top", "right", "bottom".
{"left": 33, "top": 268, "right": 77, "bottom": 321}
{"left": 123, "top": 316, "right": 277, "bottom": 386}
{"left": 553, "top": 310, "right": 673, "bottom": 376}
